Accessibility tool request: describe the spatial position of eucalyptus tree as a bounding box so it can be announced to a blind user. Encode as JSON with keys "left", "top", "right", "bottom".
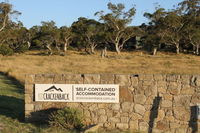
{"left": 0, "top": 2, "right": 21, "bottom": 32}
{"left": 95, "top": 2, "right": 136, "bottom": 54}
{"left": 34, "top": 21, "right": 59, "bottom": 55}
{"left": 144, "top": 7, "right": 167, "bottom": 55}
{"left": 162, "top": 11, "right": 185, "bottom": 54}
{"left": 71, "top": 17, "right": 104, "bottom": 54}
{"left": 60, "top": 26, "right": 72, "bottom": 52}
{"left": 178, "top": 0, "right": 200, "bottom": 55}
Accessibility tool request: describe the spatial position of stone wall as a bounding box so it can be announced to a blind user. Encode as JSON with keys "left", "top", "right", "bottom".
{"left": 25, "top": 74, "right": 200, "bottom": 132}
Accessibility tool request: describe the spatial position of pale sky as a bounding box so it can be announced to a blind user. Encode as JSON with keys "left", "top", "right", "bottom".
{"left": 7, "top": 0, "right": 183, "bottom": 28}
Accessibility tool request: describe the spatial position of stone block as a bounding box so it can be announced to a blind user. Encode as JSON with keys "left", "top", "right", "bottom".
{"left": 53, "top": 74, "right": 66, "bottom": 83}
{"left": 98, "top": 115, "right": 107, "bottom": 123}
{"left": 120, "top": 117, "right": 129, "bottom": 123}
{"left": 170, "top": 122, "right": 180, "bottom": 129}
{"left": 144, "top": 84, "right": 157, "bottom": 96}
{"left": 156, "top": 121, "right": 169, "bottom": 130}
{"left": 115, "top": 74, "right": 130, "bottom": 86}
{"left": 129, "top": 120, "right": 138, "bottom": 130}
{"left": 181, "top": 85, "right": 195, "bottom": 95}
{"left": 130, "top": 75, "right": 139, "bottom": 87}
{"left": 108, "top": 117, "right": 120, "bottom": 123}
{"left": 116, "top": 123, "right": 129, "bottom": 130}
{"left": 34, "top": 74, "right": 45, "bottom": 83}
{"left": 120, "top": 87, "right": 133, "bottom": 102}
{"left": 103, "top": 122, "right": 116, "bottom": 129}
{"left": 139, "top": 74, "right": 154, "bottom": 81}
{"left": 174, "top": 95, "right": 191, "bottom": 108}
{"left": 139, "top": 121, "right": 149, "bottom": 132}
{"left": 98, "top": 109, "right": 106, "bottom": 115}
{"left": 157, "top": 110, "right": 165, "bottom": 121}
{"left": 83, "top": 74, "right": 100, "bottom": 84}
{"left": 65, "top": 74, "right": 83, "bottom": 84}
{"left": 25, "top": 84, "right": 34, "bottom": 94}
{"left": 158, "top": 86, "right": 167, "bottom": 93}
{"left": 134, "top": 94, "right": 146, "bottom": 104}
{"left": 25, "top": 94, "right": 32, "bottom": 104}
{"left": 100, "top": 74, "right": 114, "bottom": 84}
{"left": 113, "top": 111, "right": 120, "bottom": 117}
{"left": 173, "top": 106, "right": 190, "bottom": 121}
{"left": 163, "top": 94, "right": 173, "bottom": 101}
{"left": 134, "top": 104, "right": 145, "bottom": 115}
{"left": 181, "top": 75, "right": 191, "bottom": 85}
{"left": 25, "top": 74, "right": 35, "bottom": 84}
{"left": 143, "top": 111, "right": 150, "bottom": 121}
{"left": 84, "top": 110, "right": 91, "bottom": 118}
{"left": 121, "top": 102, "right": 133, "bottom": 112}
{"left": 43, "top": 74, "right": 55, "bottom": 83}
{"left": 191, "top": 93, "right": 200, "bottom": 104}
{"left": 166, "top": 75, "right": 180, "bottom": 82}
{"left": 130, "top": 113, "right": 142, "bottom": 121}
{"left": 195, "top": 76, "right": 200, "bottom": 86}
{"left": 167, "top": 82, "right": 181, "bottom": 95}
{"left": 111, "top": 103, "right": 120, "bottom": 111}
{"left": 25, "top": 104, "right": 34, "bottom": 111}
{"left": 154, "top": 74, "right": 165, "bottom": 81}
{"left": 161, "top": 100, "right": 172, "bottom": 108}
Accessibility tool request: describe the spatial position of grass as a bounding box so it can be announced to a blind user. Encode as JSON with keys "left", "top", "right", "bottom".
{"left": 0, "top": 50, "right": 200, "bottom": 83}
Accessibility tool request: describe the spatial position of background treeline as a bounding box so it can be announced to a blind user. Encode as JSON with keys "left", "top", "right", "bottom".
{"left": 0, "top": 0, "right": 200, "bottom": 56}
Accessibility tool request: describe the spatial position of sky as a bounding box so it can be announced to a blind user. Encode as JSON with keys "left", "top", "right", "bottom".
{"left": 6, "top": 0, "right": 183, "bottom": 28}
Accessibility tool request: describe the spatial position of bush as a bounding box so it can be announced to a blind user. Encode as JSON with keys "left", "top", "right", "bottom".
{"left": 0, "top": 44, "right": 14, "bottom": 56}
{"left": 49, "top": 107, "right": 84, "bottom": 130}
{"left": 15, "top": 43, "right": 29, "bottom": 53}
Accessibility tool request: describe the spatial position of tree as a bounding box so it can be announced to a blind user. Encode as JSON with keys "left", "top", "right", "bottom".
{"left": 178, "top": 0, "right": 200, "bottom": 55}
{"left": 0, "top": 2, "right": 21, "bottom": 32}
{"left": 60, "top": 26, "right": 72, "bottom": 52}
{"left": 71, "top": 17, "right": 104, "bottom": 54}
{"left": 95, "top": 2, "right": 136, "bottom": 54}
{"left": 162, "top": 11, "right": 185, "bottom": 54}
{"left": 144, "top": 7, "right": 167, "bottom": 55}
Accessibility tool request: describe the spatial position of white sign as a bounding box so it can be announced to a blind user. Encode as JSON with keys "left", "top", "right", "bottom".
{"left": 35, "top": 84, "right": 119, "bottom": 103}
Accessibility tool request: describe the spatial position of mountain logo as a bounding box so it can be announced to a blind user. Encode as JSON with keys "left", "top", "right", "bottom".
{"left": 44, "top": 85, "right": 63, "bottom": 92}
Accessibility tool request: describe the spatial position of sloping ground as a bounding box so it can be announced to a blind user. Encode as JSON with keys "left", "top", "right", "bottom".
{"left": 0, "top": 50, "right": 200, "bottom": 84}
{"left": 0, "top": 74, "right": 69, "bottom": 133}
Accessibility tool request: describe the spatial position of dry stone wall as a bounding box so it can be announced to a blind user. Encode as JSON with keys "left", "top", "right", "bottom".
{"left": 25, "top": 74, "right": 200, "bottom": 133}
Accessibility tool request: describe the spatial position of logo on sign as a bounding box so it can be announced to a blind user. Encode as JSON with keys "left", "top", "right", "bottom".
{"left": 37, "top": 85, "right": 70, "bottom": 101}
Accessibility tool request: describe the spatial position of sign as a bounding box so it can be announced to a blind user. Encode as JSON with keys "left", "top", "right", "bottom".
{"left": 35, "top": 84, "right": 119, "bottom": 103}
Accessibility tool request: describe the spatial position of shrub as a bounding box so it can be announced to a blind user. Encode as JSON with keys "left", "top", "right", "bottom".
{"left": 15, "top": 43, "right": 29, "bottom": 53}
{"left": 49, "top": 107, "right": 84, "bottom": 130}
{"left": 0, "top": 44, "right": 14, "bottom": 56}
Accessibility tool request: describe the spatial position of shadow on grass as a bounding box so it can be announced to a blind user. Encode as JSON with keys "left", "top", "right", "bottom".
{"left": 0, "top": 95, "right": 24, "bottom": 121}
{"left": 0, "top": 72, "right": 24, "bottom": 121}
{"left": 0, "top": 72, "right": 24, "bottom": 94}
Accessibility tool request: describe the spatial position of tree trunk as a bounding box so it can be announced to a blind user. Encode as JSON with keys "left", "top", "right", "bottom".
{"left": 176, "top": 44, "right": 180, "bottom": 54}
{"left": 196, "top": 44, "right": 199, "bottom": 55}
{"left": 101, "top": 47, "right": 107, "bottom": 58}
{"left": 64, "top": 42, "right": 68, "bottom": 52}
{"left": 90, "top": 46, "right": 95, "bottom": 54}
{"left": 115, "top": 44, "right": 121, "bottom": 54}
{"left": 46, "top": 44, "right": 52, "bottom": 55}
{"left": 152, "top": 47, "right": 157, "bottom": 55}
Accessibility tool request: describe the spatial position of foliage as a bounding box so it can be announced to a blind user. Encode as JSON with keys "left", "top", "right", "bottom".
{"left": 0, "top": 44, "right": 14, "bottom": 56}
{"left": 49, "top": 107, "right": 84, "bottom": 130}
{"left": 95, "top": 2, "right": 136, "bottom": 54}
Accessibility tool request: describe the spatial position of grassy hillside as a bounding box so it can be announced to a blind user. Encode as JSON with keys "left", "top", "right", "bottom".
{"left": 0, "top": 50, "right": 200, "bottom": 83}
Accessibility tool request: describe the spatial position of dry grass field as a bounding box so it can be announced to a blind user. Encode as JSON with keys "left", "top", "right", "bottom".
{"left": 0, "top": 50, "right": 200, "bottom": 83}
